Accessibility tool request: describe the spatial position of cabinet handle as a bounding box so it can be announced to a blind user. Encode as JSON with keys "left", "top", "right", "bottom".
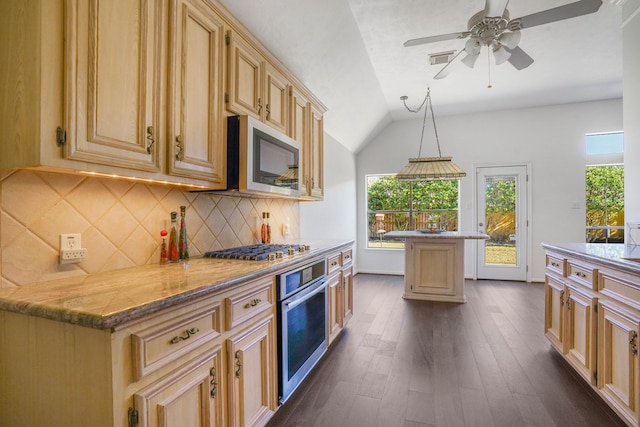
{"left": 266, "top": 104, "right": 271, "bottom": 120}
{"left": 175, "top": 135, "right": 184, "bottom": 161}
{"left": 559, "top": 290, "right": 565, "bottom": 306}
{"left": 170, "top": 327, "right": 199, "bottom": 344}
{"left": 210, "top": 367, "right": 217, "bottom": 398}
{"left": 146, "top": 126, "right": 155, "bottom": 154}
{"left": 574, "top": 271, "right": 587, "bottom": 278}
{"left": 257, "top": 98, "right": 262, "bottom": 115}
{"left": 551, "top": 261, "right": 559, "bottom": 268}
{"left": 235, "top": 350, "right": 242, "bottom": 378}
{"left": 244, "top": 298, "right": 262, "bottom": 309}
{"left": 631, "top": 331, "right": 638, "bottom": 356}
{"left": 330, "top": 261, "right": 338, "bottom": 267}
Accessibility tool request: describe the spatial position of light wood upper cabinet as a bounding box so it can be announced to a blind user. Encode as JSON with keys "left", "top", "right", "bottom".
{"left": 309, "top": 104, "right": 324, "bottom": 199}
{"left": 168, "top": 0, "right": 225, "bottom": 184}
{"left": 226, "top": 30, "right": 291, "bottom": 135}
{"left": 64, "top": 0, "right": 161, "bottom": 172}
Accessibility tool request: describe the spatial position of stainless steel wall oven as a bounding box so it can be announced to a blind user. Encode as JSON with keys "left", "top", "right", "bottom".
{"left": 276, "top": 259, "right": 327, "bottom": 403}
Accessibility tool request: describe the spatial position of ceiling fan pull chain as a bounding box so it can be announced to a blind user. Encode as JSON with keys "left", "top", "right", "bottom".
{"left": 487, "top": 48, "right": 493, "bottom": 89}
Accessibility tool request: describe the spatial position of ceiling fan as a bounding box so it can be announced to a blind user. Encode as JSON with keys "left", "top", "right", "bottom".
{"left": 404, "top": 0, "right": 603, "bottom": 79}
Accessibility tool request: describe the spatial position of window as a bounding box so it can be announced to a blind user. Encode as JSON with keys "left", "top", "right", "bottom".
{"left": 366, "top": 174, "right": 459, "bottom": 248}
{"left": 585, "top": 165, "right": 624, "bottom": 243}
{"left": 585, "top": 132, "right": 623, "bottom": 155}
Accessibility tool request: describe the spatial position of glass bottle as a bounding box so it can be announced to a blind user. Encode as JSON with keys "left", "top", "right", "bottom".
{"left": 179, "top": 205, "right": 189, "bottom": 260}
{"left": 260, "top": 212, "right": 267, "bottom": 244}
{"left": 159, "top": 230, "right": 168, "bottom": 265}
{"left": 168, "top": 211, "right": 179, "bottom": 262}
{"left": 266, "top": 212, "right": 272, "bottom": 244}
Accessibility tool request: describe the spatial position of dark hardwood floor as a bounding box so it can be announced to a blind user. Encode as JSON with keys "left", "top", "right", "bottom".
{"left": 267, "top": 274, "right": 626, "bottom": 427}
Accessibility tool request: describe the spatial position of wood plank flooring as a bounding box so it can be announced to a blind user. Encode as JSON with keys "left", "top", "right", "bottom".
{"left": 267, "top": 274, "right": 626, "bottom": 427}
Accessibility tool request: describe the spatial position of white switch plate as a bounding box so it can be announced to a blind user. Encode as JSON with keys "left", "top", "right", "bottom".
{"left": 60, "top": 233, "right": 87, "bottom": 264}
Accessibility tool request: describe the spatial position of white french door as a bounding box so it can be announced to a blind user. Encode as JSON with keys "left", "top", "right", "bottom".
{"left": 476, "top": 165, "right": 529, "bottom": 281}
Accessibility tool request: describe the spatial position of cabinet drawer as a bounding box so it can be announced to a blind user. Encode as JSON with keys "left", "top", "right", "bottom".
{"left": 545, "top": 253, "right": 565, "bottom": 277}
{"left": 225, "top": 279, "right": 274, "bottom": 330}
{"left": 341, "top": 249, "right": 353, "bottom": 267}
{"left": 327, "top": 253, "right": 341, "bottom": 275}
{"left": 131, "top": 301, "right": 222, "bottom": 381}
{"left": 599, "top": 267, "right": 640, "bottom": 312}
{"left": 566, "top": 258, "right": 597, "bottom": 291}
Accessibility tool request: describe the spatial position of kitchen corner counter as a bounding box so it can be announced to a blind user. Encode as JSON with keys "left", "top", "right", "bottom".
{"left": 542, "top": 242, "right": 640, "bottom": 277}
{"left": 0, "top": 240, "right": 353, "bottom": 330}
{"left": 385, "top": 230, "right": 489, "bottom": 240}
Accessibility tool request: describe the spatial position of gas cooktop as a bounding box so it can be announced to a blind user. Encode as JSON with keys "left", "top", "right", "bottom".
{"left": 204, "top": 244, "right": 309, "bottom": 261}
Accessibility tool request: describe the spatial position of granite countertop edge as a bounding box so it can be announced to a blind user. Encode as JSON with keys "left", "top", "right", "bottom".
{"left": 542, "top": 242, "right": 640, "bottom": 276}
{"left": 0, "top": 240, "right": 354, "bottom": 330}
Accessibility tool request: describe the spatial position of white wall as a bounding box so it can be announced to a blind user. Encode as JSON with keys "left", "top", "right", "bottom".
{"left": 623, "top": 2, "right": 640, "bottom": 244}
{"left": 300, "top": 133, "right": 357, "bottom": 249}
{"left": 356, "top": 99, "right": 623, "bottom": 281}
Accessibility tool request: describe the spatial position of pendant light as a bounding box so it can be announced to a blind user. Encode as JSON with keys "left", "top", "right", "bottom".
{"left": 397, "top": 88, "right": 466, "bottom": 181}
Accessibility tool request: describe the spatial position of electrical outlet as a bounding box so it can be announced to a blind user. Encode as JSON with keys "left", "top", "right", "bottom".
{"left": 59, "top": 233, "right": 87, "bottom": 264}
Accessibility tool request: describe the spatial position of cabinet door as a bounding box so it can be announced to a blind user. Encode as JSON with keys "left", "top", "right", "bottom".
{"left": 226, "top": 31, "right": 262, "bottom": 119}
{"left": 544, "top": 275, "right": 565, "bottom": 352}
{"left": 342, "top": 265, "right": 353, "bottom": 327}
{"left": 263, "top": 64, "right": 288, "bottom": 134}
{"left": 308, "top": 104, "right": 324, "bottom": 199}
{"left": 134, "top": 346, "right": 223, "bottom": 427}
{"left": 564, "top": 286, "right": 597, "bottom": 384}
{"left": 168, "top": 0, "right": 225, "bottom": 184}
{"left": 327, "top": 272, "right": 342, "bottom": 344}
{"left": 598, "top": 300, "right": 640, "bottom": 425}
{"left": 227, "top": 315, "right": 277, "bottom": 427}
{"left": 65, "top": 0, "right": 160, "bottom": 171}
{"left": 289, "top": 87, "right": 310, "bottom": 196}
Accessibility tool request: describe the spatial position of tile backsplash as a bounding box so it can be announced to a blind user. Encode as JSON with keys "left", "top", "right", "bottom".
{"left": 0, "top": 169, "right": 299, "bottom": 287}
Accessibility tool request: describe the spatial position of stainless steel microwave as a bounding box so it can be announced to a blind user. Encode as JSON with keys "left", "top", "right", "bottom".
{"left": 226, "top": 115, "right": 301, "bottom": 198}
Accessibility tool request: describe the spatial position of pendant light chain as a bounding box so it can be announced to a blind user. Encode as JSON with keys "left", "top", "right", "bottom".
{"left": 416, "top": 89, "right": 442, "bottom": 158}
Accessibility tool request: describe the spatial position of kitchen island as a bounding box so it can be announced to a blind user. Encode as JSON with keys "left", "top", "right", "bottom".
{"left": 542, "top": 242, "right": 640, "bottom": 427}
{"left": 385, "top": 230, "right": 488, "bottom": 303}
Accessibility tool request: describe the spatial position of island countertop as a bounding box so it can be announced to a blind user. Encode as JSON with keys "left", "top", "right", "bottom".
{"left": 0, "top": 239, "right": 353, "bottom": 330}
{"left": 542, "top": 242, "right": 640, "bottom": 276}
{"left": 385, "top": 230, "right": 489, "bottom": 240}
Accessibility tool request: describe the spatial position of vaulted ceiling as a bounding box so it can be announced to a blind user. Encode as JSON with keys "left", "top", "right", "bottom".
{"left": 221, "top": 0, "right": 623, "bottom": 153}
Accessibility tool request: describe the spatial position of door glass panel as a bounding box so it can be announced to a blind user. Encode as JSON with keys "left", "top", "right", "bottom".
{"left": 484, "top": 175, "right": 517, "bottom": 266}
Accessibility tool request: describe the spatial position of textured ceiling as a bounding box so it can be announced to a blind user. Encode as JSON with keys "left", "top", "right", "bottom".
{"left": 220, "top": 0, "right": 623, "bottom": 153}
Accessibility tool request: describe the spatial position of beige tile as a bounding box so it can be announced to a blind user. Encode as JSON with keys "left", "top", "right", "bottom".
{"left": 3, "top": 230, "right": 59, "bottom": 285}
{"left": 30, "top": 200, "right": 92, "bottom": 249}
{"left": 2, "top": 170, "right": 61, "bottom": 226}
{"left": 205, "top": 206, "right": 226, "bottom": 236}
{"left": 227, "top": 207, "right": 246, "bottom": 236}
{"left": 102, "top": 250, "right": 137, "bottom": 272}
{"left": 217, "top": 196, "right": 238, "bottom": 219}
{"left": 120, "top": 225, "right": 157, "bottom": 265}
{"left": 1, "top": 211, "right": 24, "bottom": 248}
{"left": 191, "top": 194, "right": 217, "bottom": 222}
{"left": 103, "top": 177, "right": 135, "bottom": 199}
{"left": 65, "top": 178, "right": 117, "bottom": 222}
{"left": 217, "top": 224, "right": 241, "bottom": 248}
{"left": 159, "top": 187, "right": 190, "bottom": 214}
{"left": 120, "top": 183, "right": 159, "bottom": 222}
{"left": 96, "top": 203, "right": 138, "bottom": 247}
{"left": 147, "top": 182, "right": 172, "bottom": 201}
{"left": 36, "top": 171, "right": 85, "bottom": 197}
{"left": 82, "top": 226, "right": 118, "bottom": 273}
{"left": 191, "top": 225, "right": 216, "bottom": 255}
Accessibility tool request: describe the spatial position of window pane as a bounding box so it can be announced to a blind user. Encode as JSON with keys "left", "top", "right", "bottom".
{"left": 585, "top": 132, "right": 623, "bottom": 155}
{"left": 585, "top": 165, "right": 624, "bottom": 243}
{"left": 366, "top": 174, "right": 459, "bottom": 249}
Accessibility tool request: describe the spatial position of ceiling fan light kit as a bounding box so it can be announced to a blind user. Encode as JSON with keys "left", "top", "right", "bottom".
{"left": 404, "top": 0, "right": 603, "bottom": 80}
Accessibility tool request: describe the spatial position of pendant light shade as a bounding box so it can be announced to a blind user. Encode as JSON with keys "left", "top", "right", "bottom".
{"left": 396, "top": 157, "right": 466, "bottom": 181}
{"left": 398, "top": 89, "right": 466, "bottom": 181}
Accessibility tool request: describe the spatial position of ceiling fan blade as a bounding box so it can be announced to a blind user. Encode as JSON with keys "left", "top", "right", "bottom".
{"left": 514, "top": 0, "right": 602, "bottom": 30}
{"left": 403, "top": 31, "right": 470, "bottom": 47}
{"left": 434, "top": 49, "right": 465, "bottom": 80}
{"left": 505, "top": 46, "right": 534, "bottom": 70}
{"left": 484, "top": 0, "right": 510, "bottom": 17}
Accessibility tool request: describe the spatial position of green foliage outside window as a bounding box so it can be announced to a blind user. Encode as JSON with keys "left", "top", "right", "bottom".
{"left": 586, "top": 165, "right": 624, "bottom": 243}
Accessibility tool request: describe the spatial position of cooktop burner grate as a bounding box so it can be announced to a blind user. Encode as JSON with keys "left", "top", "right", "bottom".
{"left": 204, "top": 244, "right": 308, "bottom": 261}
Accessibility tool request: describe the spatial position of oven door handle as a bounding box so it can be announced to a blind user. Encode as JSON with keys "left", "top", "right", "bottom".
{"left": 285, "top": 280, "right": 326, "bottom": 310}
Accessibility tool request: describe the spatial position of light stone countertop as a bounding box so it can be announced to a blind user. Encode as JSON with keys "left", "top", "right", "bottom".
{"left": 385, "top": 230, "right": 489, "bottom": 240}
{"left": 542, "top": 242, "right": 640, "bottom": 276}
{"left": 0, "top": 240, "right": 353, "bottom": 330}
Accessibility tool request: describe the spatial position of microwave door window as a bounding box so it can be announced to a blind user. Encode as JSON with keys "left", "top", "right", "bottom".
{"left": 255, "top": 138, "right": 299, "bottom": 189}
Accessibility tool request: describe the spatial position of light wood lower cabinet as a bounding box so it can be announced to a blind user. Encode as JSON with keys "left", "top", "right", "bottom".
{"left": 0, "top": 276, "right": 277, "bottom": 427}
{"left": 544, "top": 249, "right": 640, "bottom": 426}
{"left": 598, "top": 299, "right": 640, "bottom": 425}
